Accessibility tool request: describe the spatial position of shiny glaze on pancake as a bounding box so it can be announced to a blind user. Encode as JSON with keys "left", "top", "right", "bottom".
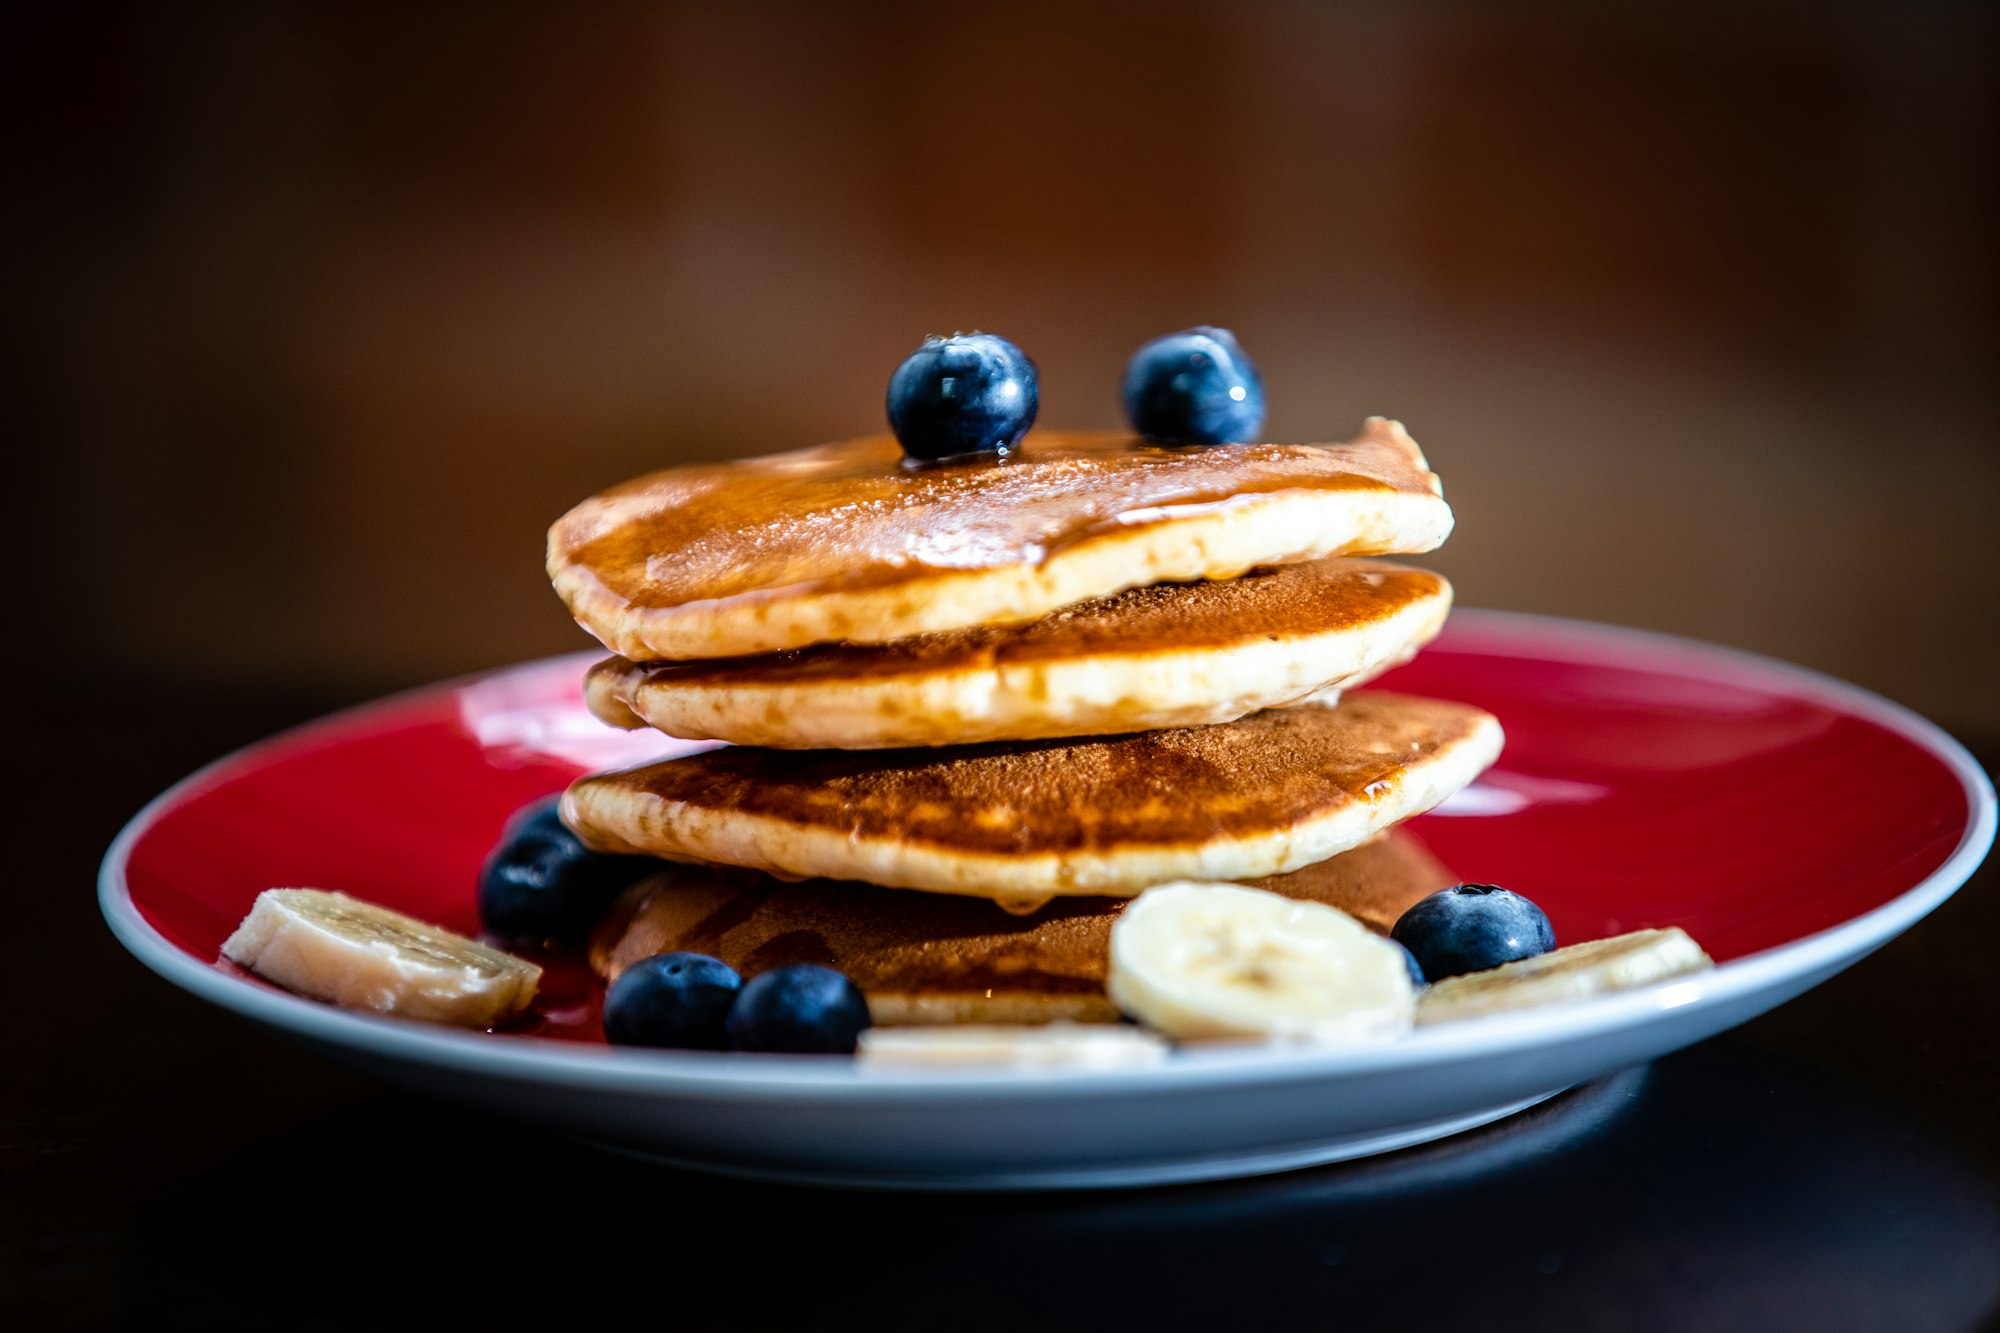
{"left": 588, "top": 832, "right": 1456, "bottom": 1021}
{"left": 598, "top": 559, "right": 1444, "bottom": 685}
{"left": 549, "top": 424, "right": 1438, "bottom": 612}
{"left": 566, "top": 692, "right": 1490, "bottom": 857}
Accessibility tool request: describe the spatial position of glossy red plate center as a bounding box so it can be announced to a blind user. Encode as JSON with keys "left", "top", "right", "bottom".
{"left": 117, "top": 614, "right": 1975, "bottom": 1045}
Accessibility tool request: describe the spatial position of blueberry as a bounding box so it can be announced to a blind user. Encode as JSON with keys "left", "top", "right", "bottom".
{"left": 603, "top": 952, "right": 742, "bottom": 1050}
{"left": 886, "top": 333, "right": 1039, "bottom": 461}
{"left": 725, "top": 963, "right": 871, "bottom": 1054}
{"left": 1120, "top": 326, "right": 1266, "bottom": 445}
{"left": 1390, "top": 937, "right": 1427, "bottom": 988}
{"left": 1390, "top": 885, "right": 1556, "bottom": 981}
{"left": 476, "top": 796, "right": 655, "bottom": 945}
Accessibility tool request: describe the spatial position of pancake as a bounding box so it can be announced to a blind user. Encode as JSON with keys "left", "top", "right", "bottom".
{"left": 584, "top": 559, "right": 1451, "bottom": 749}
{"left": 548, "top": 418, "right": 1451, "bottom": 662}
{"left": 588, "top": 831, "right": 1457, "bottom": 1025}
{"left": 561, "top": 691, "right": 1502, "bottom": 909}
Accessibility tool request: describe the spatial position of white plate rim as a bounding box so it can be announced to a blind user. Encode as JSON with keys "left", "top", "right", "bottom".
{"left": 98, "top": 609, "right": 1996, "bottom": 1102}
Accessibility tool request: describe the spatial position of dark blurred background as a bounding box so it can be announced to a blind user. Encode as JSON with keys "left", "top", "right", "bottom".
{"left": 6, "top": 1, "right": 1997, "bottom": 731}
{"left": 5, "top": 10, "right": 1998, "bottom": 1327}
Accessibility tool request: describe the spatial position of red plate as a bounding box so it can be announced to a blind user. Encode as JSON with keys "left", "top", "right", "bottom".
{"left": 98, "top": 611, "right": 1992, "bottom": 1188}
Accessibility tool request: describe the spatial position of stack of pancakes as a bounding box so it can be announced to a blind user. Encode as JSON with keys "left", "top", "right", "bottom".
{"left": 549, "top": 419, "right": 1501, "bottom": 1024}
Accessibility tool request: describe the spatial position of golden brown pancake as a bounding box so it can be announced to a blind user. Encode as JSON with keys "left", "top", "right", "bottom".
{"left": 589, "top": 831, "right": 1457, "bottom": 1024}
{"left": 562, "top": 692, "right": 1501, "bottom": 908}
{"left": 584, "top": 559, "right": 1451, "bottom": 749}
{"left": 547, "top": 418, "right": 1451, "bottom": 661}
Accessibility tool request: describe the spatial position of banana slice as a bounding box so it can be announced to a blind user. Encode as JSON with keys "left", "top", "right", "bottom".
{"left": 1416, "top": 927, "right": 1711, "bottom": 1025}
{"left": 857, "top": 1023, "right": 1170, "bottom": 1072}
{"left": 1107, "top": 882, "right": 1415, "bottom": 1043}
{"left": 221, "top": 888, "right": 542, "bottom": 1029}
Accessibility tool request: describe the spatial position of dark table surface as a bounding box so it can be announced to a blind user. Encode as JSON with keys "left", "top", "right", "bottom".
{"left": 6, "top": 688, "right": 1997, "bottom": 1332}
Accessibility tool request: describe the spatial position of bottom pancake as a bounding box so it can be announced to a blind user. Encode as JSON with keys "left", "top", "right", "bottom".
{"left": 588, "top": 831, "right": 1456, "bottom": 1025}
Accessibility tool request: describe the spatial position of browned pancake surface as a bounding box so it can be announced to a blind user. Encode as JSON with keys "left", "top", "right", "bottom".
{"left": 600, "top": 559, "right": 1444, "bottom": 685}
{"left": 567, "top": 692, "right": 1490, "bottom": 858}
{"left": 589, "top": 832, "right": 1455, "bottom": 1009}
{"left": 550, "top": 427, "right": 1436, "bottom": 612}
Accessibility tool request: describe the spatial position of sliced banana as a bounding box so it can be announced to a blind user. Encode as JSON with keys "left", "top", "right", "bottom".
{"left": 1107, "top": 882, "right": 1415, "bottom": 1043}
{"left": 1416, "top": 927, "right": 1711, "bottom": 1025}
{"left": 857, "top": 1023, "right": 1169, "bottom": 1072}
{"left": 221, "top": 888, "right": 542, "bottom": 1029}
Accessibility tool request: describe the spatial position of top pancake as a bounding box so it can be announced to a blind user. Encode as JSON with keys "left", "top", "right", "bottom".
{"left": 548, "top": 417, "right": 1451, "bottom": 661}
